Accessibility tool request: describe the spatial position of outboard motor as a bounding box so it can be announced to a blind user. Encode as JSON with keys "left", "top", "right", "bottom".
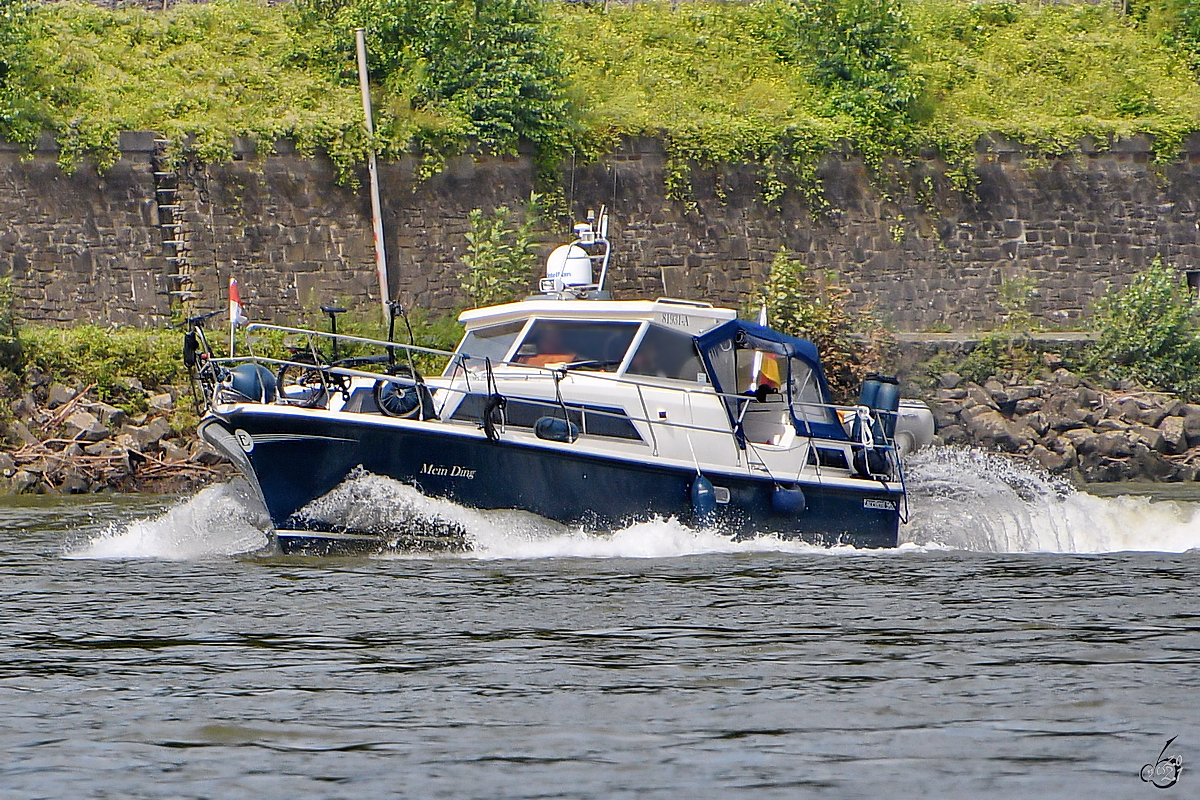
{"left": 852, "top": 373, "right": 899, "bottom": 479}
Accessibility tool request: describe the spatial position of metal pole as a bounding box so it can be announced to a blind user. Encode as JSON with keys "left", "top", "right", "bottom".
{"left": 356, "top": 27, "right": 391, "bottom": 327}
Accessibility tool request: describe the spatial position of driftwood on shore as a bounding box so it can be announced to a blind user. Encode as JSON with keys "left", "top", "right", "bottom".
{"left": 1, "top": 375, "right": 231, "bottom": 495}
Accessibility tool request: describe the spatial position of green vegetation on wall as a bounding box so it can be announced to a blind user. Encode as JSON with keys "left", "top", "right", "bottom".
{"left": 0, "top": 0, "right": 1194, "bottom": 196}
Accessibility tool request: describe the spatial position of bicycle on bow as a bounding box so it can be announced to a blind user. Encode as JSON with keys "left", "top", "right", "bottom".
{"left": 182, "top": 308, "right": 225, "bottom": 412}
{"left": 275, "top": 302, "right": 433, "bottom": 418}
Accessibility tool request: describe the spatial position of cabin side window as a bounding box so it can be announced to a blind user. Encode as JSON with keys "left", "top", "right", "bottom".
{"left": 626, "top": 324, "right": 704, "bottom": 382}
{"left": 513, "top": 320, "right": 639, "bottom": 371}
{"left": 452, "top": 321, "right": 526, "bottom": 370}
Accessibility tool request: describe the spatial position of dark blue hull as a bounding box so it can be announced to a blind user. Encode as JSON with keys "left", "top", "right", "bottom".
{"left": 201, "top": 408, "right": 903, "bottom": 551}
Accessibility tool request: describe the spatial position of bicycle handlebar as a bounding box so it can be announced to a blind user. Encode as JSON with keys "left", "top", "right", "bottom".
{"left": 180, "top": 309, "right": 224, "bottom": 329}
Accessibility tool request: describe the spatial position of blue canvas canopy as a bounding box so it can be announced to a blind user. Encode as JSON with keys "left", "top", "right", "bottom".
{"left": 695, "top": 320, "right": 848, "bottom": 441}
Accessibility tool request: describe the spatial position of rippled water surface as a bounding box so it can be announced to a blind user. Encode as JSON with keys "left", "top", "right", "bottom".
{"left": 2, "top": 449, "right": 1199, "bottom": 798}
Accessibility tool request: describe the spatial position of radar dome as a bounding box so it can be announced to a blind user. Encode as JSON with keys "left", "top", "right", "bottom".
{"left": 545, "top": 245, "right": 592, "bottom": 287}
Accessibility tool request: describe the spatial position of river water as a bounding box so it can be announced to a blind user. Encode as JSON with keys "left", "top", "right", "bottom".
{"left": 1, "top": 447, "right": 1197, "bottom": 798}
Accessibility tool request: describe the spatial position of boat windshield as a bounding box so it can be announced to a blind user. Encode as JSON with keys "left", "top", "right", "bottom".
{"left": 513, "top": 319, "right": 640, "bottom": 371}
{"left": 452, "top": 320, "right": 527, "bottom": 369}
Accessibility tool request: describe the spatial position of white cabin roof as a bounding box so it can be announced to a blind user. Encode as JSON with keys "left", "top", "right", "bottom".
{"left": 458, "top": 297, "right": 737, "bottom": 337}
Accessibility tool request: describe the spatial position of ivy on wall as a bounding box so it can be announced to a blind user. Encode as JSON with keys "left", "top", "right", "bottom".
{"left": 0, "top": 1, "right": 1195, "bottom": 202}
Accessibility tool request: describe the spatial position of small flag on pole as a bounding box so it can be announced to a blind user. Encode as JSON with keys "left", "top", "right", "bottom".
{"left": 229, "top": 278, "right": 248, "bottom": 327}
{"left": 749, "top": 304, "right": 767, "bottom": 392}
{"left": 229, "top": 277, "right": 248, "bottom": 358}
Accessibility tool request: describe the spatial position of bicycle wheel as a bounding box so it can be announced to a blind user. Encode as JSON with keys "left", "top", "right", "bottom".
{"left": 277, "top": 353, "right": 330, "bottom": 408}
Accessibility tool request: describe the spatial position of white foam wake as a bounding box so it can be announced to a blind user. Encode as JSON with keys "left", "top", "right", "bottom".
{"left": 903, "top": 447, "right": 1200, "bottom": 553}
{"left": 65, "top": 447, "right": 1200, "bottom": 560}
{"left": 68, "top": 481, "right": 269, "bottom": 560}
{"left": 292, "top": 469, "right": 833, "bottom": 560}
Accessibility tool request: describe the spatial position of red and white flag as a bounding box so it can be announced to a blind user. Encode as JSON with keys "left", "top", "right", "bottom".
{"left": 229, "top": 278, "right": 248, "bottom": 326}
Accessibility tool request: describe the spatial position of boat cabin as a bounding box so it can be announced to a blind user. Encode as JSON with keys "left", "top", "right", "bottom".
{"left": 442, "top": 297, "right": 851, "bottom": 462}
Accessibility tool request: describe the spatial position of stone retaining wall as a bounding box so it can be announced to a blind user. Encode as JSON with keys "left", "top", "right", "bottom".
{"left": 0, "top": 133, "right": 1198, "bottom": 330}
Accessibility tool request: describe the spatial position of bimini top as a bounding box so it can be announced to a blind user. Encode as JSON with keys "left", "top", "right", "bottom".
{"left": 695, "top": 319, "right": 846, "bottom": 441}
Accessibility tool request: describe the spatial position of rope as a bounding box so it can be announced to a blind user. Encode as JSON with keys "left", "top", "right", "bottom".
{"left": 480, "top": 358, "right": 507, "bottom": 442}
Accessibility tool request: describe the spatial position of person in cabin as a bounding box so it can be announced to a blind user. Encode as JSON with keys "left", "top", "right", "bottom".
{"left": 516, "top": 325, "right": 577, "bottom": 368}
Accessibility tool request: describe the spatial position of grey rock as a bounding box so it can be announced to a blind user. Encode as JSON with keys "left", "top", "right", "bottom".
{"left": 1074, "top": 387, "right": 1100, "bottom": 407}
{"left": 1080, "top": 454, "right": 1131, "bottom": 483}
{"left": 1091, "top": 431, "right": 1133, "bottom": 458}
{"left": 1095, "top": 418, "right": 1128, "bottom": 432}
{"left": 965, "top": 408, "right": 1035, "bottom": 453}
{"left": 1139, "top": 405, "right": 1169, "bottom": 428}
{"left": 965, "top": 383, "right": 998, "bottom": 410}
{"left": 9, "top": 470, "right": 37, "bottom": 494}
{"left": 11, "top": 395, "right": 36, "bottom": 420}
{"left": 935, "top": 424, "right": 968, "bottom": 445}
{"left": 115, "top": 432, "right": 141, "bottom": 453}
{"left": 189, "top": 440, "right": 227, "bottom": 465}
{"left": 6, "top": 421, "right": 38, "bottom": 447}
{"left": 121, "top": 417, "right": 173, "bottom": 451}
{"left": 86, "top": 402, "right": 126, "bottom": 428}
{"left": 1131, "top": 444, "right": 1178, "bottom": 482}
{"left": 25, "top": 368, "right": 49, "bottom": 389}
{"left": 936, "top": 387, "right": 967, "bottom": 401}
{"left": 1182, "top": 404, "right": 1200, "bottom": 445}
{"left": 1042, "top": 352, "right": 1064, "bottom": 370}
{"left": 1052, "top": 368, "right": 1080, "bottom": 388}
{"left": 0, "top": 452, "right": 14, "bottom": 474}
{"left": 1006, "top": 385, "right": 1041, "bottom": 403}
{"left": 1014, "top": 397, "right": 1044, "bottom": 415}
{"left": 1023, "top": 411, "right": 1050, "bottom": 437}
{"left": 59, "top": 469, "right": 91, "bottom": 495}
{"left": 64, "top": 410, "right": 109, "bottom": 443}
{"left": 1048, "top": 413, "right": 1088, "bottom": 432}
{"left": 148, "top": 393, "right": 174, "bottom": 412}
{"left": 83, "top": 441, "right": 125, "bottom": 457}
{"left": 1061, "top": 428, "right": 1097, "bottom": 450}
{"left": 1030, "top": 444, "right": 1073, "bottom": 473}
{"left": 933, "top": 405, "right": 962, "bottom": 430}
{"left": 46, "top": 384, "right": 75, "bottom": 409}
{"left": 938, "top": 372, "right": 963, "bottom": 389}
{"left": 161, "top": 441, "right": 189, "bottom": 462}
{"left": 1118, "top": 399, "right": 1142, "bottom": 420}
{"left": 1159, "top": 416, "right": 1187, "bottom": 455}
{"left": 1128, "top": 425, "right": 1166, "bottom": 454}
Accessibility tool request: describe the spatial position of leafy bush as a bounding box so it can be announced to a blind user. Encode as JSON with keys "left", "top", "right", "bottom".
{"left": 957, "top": 334, "right": 1040, "bottom": 385}
{"left": 461, "top": 193, "right": 542, "bottom": 308}
{"left": 758, "top": 249, "right": 893, "bottom": 402}
{"left": 1085, "top": 258, "right": 1200, "bottom": 398}
{"left": 0, "top": 277, "right": 21, "bottom": 399}
{"left": 19, "top": 324, "right": 187, "bottom": 404}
